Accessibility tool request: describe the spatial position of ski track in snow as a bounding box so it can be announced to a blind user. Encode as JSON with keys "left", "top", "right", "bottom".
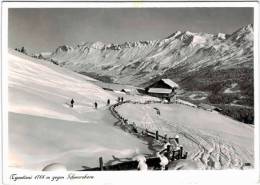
{"left": 116, "top": 102, "right": 253, "bottom": 170}
{"left": 178, "top": 128, "right": 241, "bottom": 169}
{"left": 160, "top": 117, "right": 245, "bottom": 169}
{"left": 177, "top": 122, "right": 251, "bottom": 170}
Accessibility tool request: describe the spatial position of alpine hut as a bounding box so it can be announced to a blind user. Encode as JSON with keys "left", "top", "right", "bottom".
{"left": 145, "top": 79, "right": 179, "bottom": 100}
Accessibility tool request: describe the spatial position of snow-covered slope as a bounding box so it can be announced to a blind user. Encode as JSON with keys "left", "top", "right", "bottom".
{"left": 8, "top": 50, "right": 113, "bottom": 121}
{"left": 8, "top": 50, "right": 152, "bottom": 170}
{"left": 47, "top": 24, "right": 253, "bottom": 85}
{"left": 7, "top": 49, "right": 254, "bottom": 170}
{"left": 116, "top": 102, "right": 254, "bottom": 169}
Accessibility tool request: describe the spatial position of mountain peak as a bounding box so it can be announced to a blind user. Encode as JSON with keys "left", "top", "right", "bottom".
{"left": 244, "top": 23, "right": 253, "bottom": 32}
{"left": 91, "top": 41, "right": 105, "bottom": 49}
{"left": 56, "top": 45, "right": 73, "bottom": 52}
{"left": 184, "top": 31, "right": 195, "bottom": 36}
{"left": 216, "top": 33, "right": 226, "bottom": 40}
{"left": 237, "top": 24, "right": 253, "bottom": 34}
{"left": 246, "top": 23, "right": 253, "bottom": 29}
{"left": 233, "top": 24, "right": 254, "bottom": 35}
{"left": 228, "top": 24, "right": 254, "bottom": 42}
{"left": 166, "top": 30, "right": 183, "bottom": 39}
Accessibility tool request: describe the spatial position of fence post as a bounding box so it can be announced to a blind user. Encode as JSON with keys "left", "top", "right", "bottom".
{"left": 179, "top": 146, "right": 183, "bottom": 160}
{"left": 99, "top": 157, "right": 103, "bottom": 171}
{"left": 183, "top": 152, "right": 188, "bottom": 159}
{"left": 166, "top": 145, "right": 171, "bottom": 159}
{"left": 156, "top": 130, "right": 159, "bottom": 140}
{"left": 172, "top": 150, "right": 176, "bottom": 161}
{"left": 174, "top": 135, "right": 179, "bottom": 144}
{"left": 164, "top": 134, "right": 167, "bottom": 141}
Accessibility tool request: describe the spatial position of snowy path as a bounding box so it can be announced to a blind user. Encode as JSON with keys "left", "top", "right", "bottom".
{"left": 115, "top": 102, "right": 254, "bottom": 170}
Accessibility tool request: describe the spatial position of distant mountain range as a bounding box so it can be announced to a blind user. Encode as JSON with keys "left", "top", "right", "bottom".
{"left": 47, "top": 24, "right": 253, "bottom": 84}
{"left": 39, "top": 24, "right": 254, "bottom": 124}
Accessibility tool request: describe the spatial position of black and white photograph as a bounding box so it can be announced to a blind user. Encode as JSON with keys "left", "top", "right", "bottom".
{"left": 1, "top": 1, "right": 260, "bottom": 185}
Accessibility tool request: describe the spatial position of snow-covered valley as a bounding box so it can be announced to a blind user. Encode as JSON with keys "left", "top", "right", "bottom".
{"left": 8, "top": 50, "right": 254, "bottom": 170}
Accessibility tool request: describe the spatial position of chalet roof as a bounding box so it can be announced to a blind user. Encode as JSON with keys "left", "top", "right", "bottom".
{"left": 161, "top": 79, "right": 179, "bottom": 88}
{"left": 148, "top": 88, "right": 172, "bottom": 94}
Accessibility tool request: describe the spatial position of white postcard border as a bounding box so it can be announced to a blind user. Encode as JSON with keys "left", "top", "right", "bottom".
{"left": 1, "top": 1, "right": 259, "bottom": 185}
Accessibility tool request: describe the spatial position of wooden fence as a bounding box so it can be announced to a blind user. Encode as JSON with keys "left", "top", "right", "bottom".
{"left": 110, "top": 100, "right": 181, "bottom": 144}
{"left": 79, "top": 152, "right": 188, "bottom": 171}
{"left": 77, "top": 100, "right": 188, "bottom": 171}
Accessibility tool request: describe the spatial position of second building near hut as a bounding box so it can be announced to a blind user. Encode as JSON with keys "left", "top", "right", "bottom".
{"left": 198, "top": 103, "right": 223, "bottom": 112}
{"left": 145, "top": 79, "right": 179, "bottom": 100}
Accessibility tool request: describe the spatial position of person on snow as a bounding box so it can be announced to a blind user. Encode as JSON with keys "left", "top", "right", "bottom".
{"left": 121, "top": 97, "right": 124, "bottom": 102}
{"left": 133, "top": 155, "right": 148, "bottom": 171}
{"left": 159, "top": 142, "right": 174, "bottom": 161}
{"left": 132, "top": 122, "right": 138, "bottom": 133}
{"left": 70, "top": 99, "right": 75, "bottom": 108}
{"left": 156, "top": 152, "right": 169, "bottom": 170}
{"left": 94, "top": 102, "right": 98, "bottom": 109}
{"left": 162, "top": 142, "right": 171, "bottom": 150}
{"left": 107, "top": 99, "right": 110, "bottom": 106}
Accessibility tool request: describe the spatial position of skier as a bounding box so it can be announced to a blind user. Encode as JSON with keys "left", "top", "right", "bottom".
{"left": 70, "top": 99, "right": 75, "bottom": 108}
{"left": 132, "top": 122, "right": 138, "bottom": 133}
{"left": 117, "top": 97, "right": 121, "bottom": 103}
{"left": 157, "top": 109, "right": 160, "bottom": 115}
{"left": 121, "top": 97, "right": 124, "bottom": 102}
{"left": 94, "top": 102, "right": 98, "bottom": 109}
{"left": 107, "top": 99, "right": 110, "bottom": 106}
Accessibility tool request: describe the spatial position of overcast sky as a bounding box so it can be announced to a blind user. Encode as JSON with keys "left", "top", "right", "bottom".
{"left": 8, "top": 8, "right": 253, "bottom": 53}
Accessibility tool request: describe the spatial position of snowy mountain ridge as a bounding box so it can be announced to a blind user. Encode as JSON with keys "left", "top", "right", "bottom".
{"left": 47, "top": 24, "right": 253, "bottom": 86}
